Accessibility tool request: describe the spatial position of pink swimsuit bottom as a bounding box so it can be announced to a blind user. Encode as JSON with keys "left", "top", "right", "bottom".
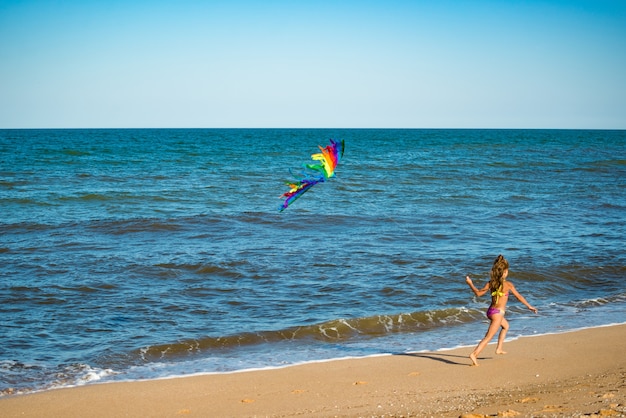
{"left": 486, "top": 307, "right": 504, "bottom": 318}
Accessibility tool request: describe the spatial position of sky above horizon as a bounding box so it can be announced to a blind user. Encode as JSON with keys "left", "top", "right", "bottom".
{"left": 1, "top": 0, "right": 625, "bottom": 129}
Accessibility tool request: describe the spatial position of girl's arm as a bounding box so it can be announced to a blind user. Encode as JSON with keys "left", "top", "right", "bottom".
{"left": 509, "top": 283, "right": 538, "bottom": 313}
{"left": 466, "top": 276, "right": 489, "bottom": 297}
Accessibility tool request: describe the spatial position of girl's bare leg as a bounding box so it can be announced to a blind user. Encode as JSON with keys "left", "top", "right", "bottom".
{"left": 470, "top": 315, "right": 503, "bottom": 366}
{"left": 496, "top": 317, "right": 509, "bottom": 354}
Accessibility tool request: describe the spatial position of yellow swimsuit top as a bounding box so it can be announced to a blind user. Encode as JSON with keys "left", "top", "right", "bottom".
{"left": 491, "top": 284, "right": 509, "bottom": 303}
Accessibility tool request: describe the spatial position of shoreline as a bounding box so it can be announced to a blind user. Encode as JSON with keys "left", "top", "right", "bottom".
{"left": 5, "top": 323, "right": 622, "bottom": 397}
{"left": 87, "top": 322, "right": 626, "bottom": 382}
{"left": 2, "top": 324, "right": 625, "bottom": 417}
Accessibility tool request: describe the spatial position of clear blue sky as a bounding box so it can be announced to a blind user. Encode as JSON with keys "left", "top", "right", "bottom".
{"left": 1, "top": 0, "right": 624, "bottom": 128}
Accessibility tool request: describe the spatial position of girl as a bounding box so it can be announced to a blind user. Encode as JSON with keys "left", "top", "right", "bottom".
{"left": 465, "top": 255, "right": 537, "bottom": 366}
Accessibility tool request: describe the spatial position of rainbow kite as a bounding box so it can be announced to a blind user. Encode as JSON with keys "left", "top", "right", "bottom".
{"left": 279, "top": 139, "right": 345, "bottom": 211}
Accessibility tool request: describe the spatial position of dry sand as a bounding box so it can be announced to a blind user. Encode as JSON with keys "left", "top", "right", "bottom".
{"left": 2, "top": 324, "right": 625, "bottom": 417}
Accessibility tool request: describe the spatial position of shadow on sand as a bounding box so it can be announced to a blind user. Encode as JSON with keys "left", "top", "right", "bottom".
{"left": 397, "top": 351, "right": 487, "bottom": 366}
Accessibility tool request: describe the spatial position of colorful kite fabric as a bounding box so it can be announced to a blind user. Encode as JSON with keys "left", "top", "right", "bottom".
{"left": 279, "top": 139, "right": 345, "bottom": 212}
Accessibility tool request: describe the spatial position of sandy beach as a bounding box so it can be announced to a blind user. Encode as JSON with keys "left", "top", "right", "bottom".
{"left": 2, "top": 324, "right": 625, "bottom": 417}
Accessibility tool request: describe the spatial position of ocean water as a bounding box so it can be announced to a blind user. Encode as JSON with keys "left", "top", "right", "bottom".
{"left": 1, "top": 128, "right": 625, "bottom": 395}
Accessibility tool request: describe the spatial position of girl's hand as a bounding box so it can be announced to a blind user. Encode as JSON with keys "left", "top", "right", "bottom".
{"left": 465, "top": 275, "right": 472, "bottom": 285}
{"left": 529, "top": 306, "right": 538, "bottom": 314}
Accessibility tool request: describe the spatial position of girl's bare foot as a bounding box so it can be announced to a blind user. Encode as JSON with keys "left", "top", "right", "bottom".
{"left": 496, "top": 350, "right": 507, "bottom": 355}
{"left": 469, "top": 353, "right": 479, "bottom": 366}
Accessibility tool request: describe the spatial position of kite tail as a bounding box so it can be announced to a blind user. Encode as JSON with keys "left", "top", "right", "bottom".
{"left": 279, "top": 177, "right": 325, "bottom": 212}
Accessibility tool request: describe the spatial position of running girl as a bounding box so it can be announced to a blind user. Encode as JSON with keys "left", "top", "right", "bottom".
{"left": 465, "top": 255, "right": 538, "bottom": 366}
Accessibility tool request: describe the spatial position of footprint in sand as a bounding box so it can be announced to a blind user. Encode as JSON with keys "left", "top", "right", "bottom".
{"left": 517, "top": 397, "right": 539, "bottom": 403}
{"left": 542, "top": 405, "right": 564, "bottom": 413}
{"left": 497, "top": 410, "right": 521, "bottom": 417}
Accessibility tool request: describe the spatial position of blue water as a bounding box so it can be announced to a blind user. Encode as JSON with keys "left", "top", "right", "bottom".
{"left": 1, "top": 129, "right": 625, "bottom": 394}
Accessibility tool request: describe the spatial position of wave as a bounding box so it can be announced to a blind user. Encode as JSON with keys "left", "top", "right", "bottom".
{"left": 154, "top": 262, "right": 243, "bottom": 278}
{"left": 0, "top": 214, "right": 224, "bottom": 233}
{"left": 558, "top": 291, "right": 626, "bottom": 309}
{"left": 0, "top": 360, "right": 117, "bottom": 396}
{"left": 1, "top": 212, "right": 365, "bottom": 236}
{"left": 135, "top": 308, "right": 478, "bottom": 362}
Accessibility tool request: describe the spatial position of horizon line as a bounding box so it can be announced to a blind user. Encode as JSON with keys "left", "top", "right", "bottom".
{"left": 2, "top": 127, "right": 625, "bottom": 131}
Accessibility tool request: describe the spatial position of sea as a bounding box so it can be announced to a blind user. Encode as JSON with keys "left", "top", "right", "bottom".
{"left": 1, "top": 128, "right": 625, "bottom": 395}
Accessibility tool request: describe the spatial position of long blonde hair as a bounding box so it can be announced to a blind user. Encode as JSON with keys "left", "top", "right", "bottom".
{"left": 489, "top": 254, "right": 509, "bottom": 295}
